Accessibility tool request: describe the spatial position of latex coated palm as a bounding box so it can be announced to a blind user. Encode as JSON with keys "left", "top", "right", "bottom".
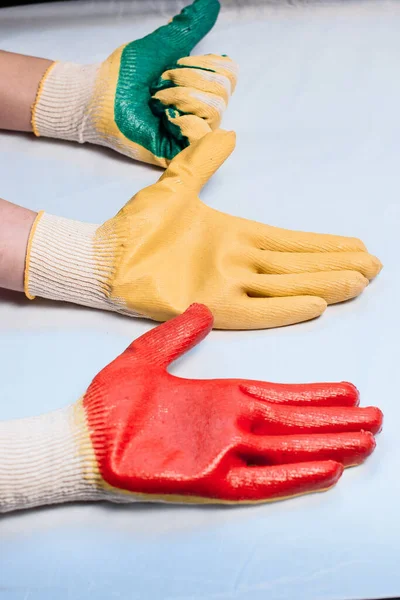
{"left": 0, "top": 304, "right": 383, "bottom": 511}
{"left": 32, "top": 0, "right": 237, "bottom": 166}
{"left": 25, "top": 130, "right": 382, "bottom": 329}
{"left": 82, "top": 304, "right": 382, "bottom": 503}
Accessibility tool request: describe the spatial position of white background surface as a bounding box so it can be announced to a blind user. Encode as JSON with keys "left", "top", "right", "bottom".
{"left": 0, "top": 1, "right": 399, "bottom": 599}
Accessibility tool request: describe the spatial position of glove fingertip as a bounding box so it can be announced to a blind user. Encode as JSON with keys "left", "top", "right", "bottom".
{"left": 336, "top": 381, "right": 360, "bottom": 406}
{"left": 359, "top": 430, "right": 377, "bottom": 456}
{"left": 365, "top": 407, "right": 384, "bottom": 434}
{"left": 208, "top": 128, "right": 236, "bottom": 154}
{"left": 185, "top": 303, "right": 214, "bottom": 330}
{"left": 324, "top": 460, "right": 344, "bottom": 485}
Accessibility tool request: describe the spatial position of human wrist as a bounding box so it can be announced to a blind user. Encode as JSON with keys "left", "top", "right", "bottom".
{"left": 24, "top": 212, "right": 118, "bottom": 311}
{"left": 32, "top": 61, "right": 100, "bottom": 142}
{"left": 0, "top": 51, "right": 53, "bottom": 132}
{"left": 0, "top": 199, "right": 37, "bottom": 292}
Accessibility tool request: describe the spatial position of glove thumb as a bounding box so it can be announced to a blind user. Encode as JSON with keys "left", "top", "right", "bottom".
{"left": 159, "top": 129, "right": 236, "bottom": 192}
{"left": 122, "top": 304, "right": 214, "bottom": 368}
{"left": 144, "top": 0, "right": 221, "bottom": 65}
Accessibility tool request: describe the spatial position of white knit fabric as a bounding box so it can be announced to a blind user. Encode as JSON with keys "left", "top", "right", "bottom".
{"left": 26, "top": 212, "right": 145, "bottom": 317}
{"left": 26, "top": 213, "right": 114, "bottom": 311}
{"left": 0, "top": 405, "right": 99, "bottom": 512}
{"left": 33, "top": 62, "right": 101, "bottom": 143}
{"left": 32, "top": 61, "right": 156, "bottom": 162}
{"left": 0, "top": 404, "right": 140, "bottom": 512}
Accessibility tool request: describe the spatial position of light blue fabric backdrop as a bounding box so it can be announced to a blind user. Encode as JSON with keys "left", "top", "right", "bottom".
{"left": 0, "top": 2, "right": 397, "bottom": 599}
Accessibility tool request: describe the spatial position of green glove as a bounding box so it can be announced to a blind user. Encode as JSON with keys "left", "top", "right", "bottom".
{"left": 32, "top": 0, "right": 238, "bottom": 166}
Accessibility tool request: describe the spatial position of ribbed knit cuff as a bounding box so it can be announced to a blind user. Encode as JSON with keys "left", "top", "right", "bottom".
{"left": 25, "top": 212, "right": 115, "bottom": 312}
{"left": 0, "top": 403, "right": 102, "bottom": 512}
{"left": 32, "top": 61, "right": 99, "bottom": 142}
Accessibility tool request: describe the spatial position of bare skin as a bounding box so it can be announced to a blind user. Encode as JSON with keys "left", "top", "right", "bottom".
{"left": 0, "top": 199, "right": 37, "bottom": 292}
{"left": 0, "top": 50, "right": 53, "bottom": 131}
{"left": 0, "top": 52, "right": 50, "bottom": 291}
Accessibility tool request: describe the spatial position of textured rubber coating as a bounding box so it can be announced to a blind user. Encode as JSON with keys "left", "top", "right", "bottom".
{"left": 82, "top": 304, "right": 383, "bottom": 503}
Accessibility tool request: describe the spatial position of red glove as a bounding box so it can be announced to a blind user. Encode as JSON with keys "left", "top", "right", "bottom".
{"left": 83, "top": 304, "right": 383, "bottom": 504}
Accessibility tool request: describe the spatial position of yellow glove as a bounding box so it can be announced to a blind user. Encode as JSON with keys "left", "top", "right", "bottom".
{"left": 25, "top": 130, "right": 382, "bottom": 330}
{"left": 31, "top": 0, "right": 237, "bottom": 167}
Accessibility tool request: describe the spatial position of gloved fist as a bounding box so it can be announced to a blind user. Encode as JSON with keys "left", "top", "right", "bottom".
{"left": 25, "top": 130, "right": 382, "bottom": 330}
{"left": 0, "top": 305, "right": 383, "bottom": 512}
{"left": 31, "top": 0, "right": 237, "bottom": 166}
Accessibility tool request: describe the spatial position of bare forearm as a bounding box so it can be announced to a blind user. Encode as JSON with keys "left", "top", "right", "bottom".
{"left": 0, "top": 199, "right": 37, "bottom": 292}
{"left": 0, "top": 51, "right": 53, "bottom": 131}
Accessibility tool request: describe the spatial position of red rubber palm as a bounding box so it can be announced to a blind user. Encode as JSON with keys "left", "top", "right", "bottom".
{"left": 83, "top": 304, "right": 383, "bottom": 503}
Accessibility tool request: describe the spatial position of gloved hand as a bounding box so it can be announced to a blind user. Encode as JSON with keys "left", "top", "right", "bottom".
{"left": 25, "top": 130, "right": 382, "bottom": 330}
{"left": 31, "top": 0, "right": 237, "bottom": 166}
{"left": 0, "top": 304, "right": 383, "bottom": 512}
